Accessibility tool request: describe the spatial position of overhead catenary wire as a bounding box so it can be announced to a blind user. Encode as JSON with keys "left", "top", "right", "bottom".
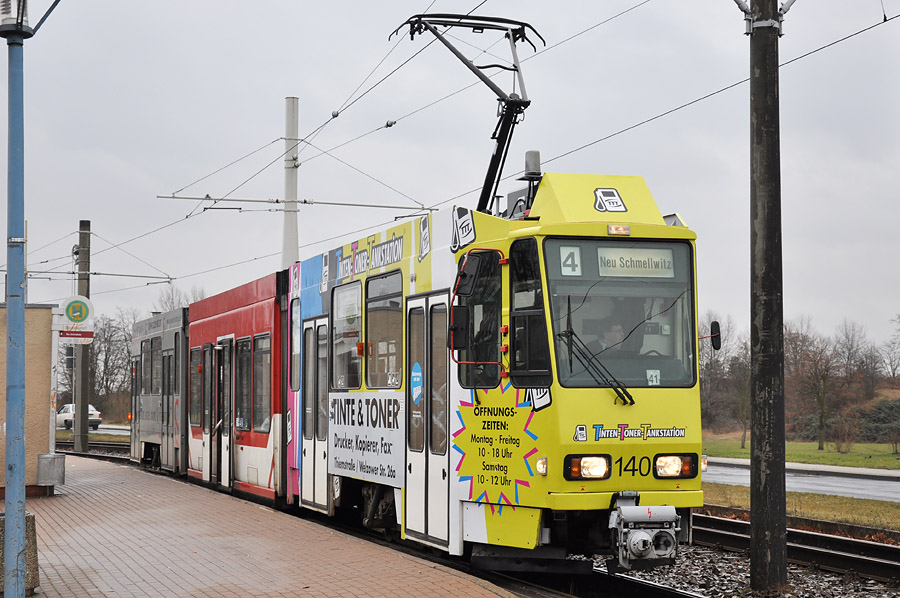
{"left": 427, "top": 11, "right": 900, "bottom": 208}
{"left": 0, "top": 229, "right": 76, "bottom": 270}
{"left": 173, "top": 137, "right": 282, "bottom": 196}
{"left": 298, "top": 0, "right": 653, "bottom": 164}
{"left": 38, "top": 9, "right": 896, "bottom": 304}
{"left": 92, "top": 231, "right": 171, "bottom": 279}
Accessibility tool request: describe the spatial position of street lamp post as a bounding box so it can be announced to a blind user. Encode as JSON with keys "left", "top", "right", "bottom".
{"left": 0, "top": 2, "right": 33, "bottom": 593}
{"left": 1, "top": 1, "right": 62, "bottom": 596}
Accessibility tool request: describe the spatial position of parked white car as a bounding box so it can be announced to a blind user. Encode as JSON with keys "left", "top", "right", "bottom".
{"left": 56, "top": 403, "right": 102, "bottom": 430}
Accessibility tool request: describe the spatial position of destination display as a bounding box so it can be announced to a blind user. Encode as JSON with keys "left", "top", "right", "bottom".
{"left": 597, "top": 247, "right": 675, "bottom": 278}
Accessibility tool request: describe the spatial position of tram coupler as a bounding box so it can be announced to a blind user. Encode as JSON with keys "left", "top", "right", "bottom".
{"left": 607, "top": 492, "right": 680, "bottom": 572}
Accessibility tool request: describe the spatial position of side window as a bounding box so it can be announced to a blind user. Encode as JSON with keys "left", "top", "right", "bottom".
{"left": 290, "top": 298, "right": 301, "bottom": 392}
{"left": 173, "top": 333, "right": 180, "bottom": 394}
{"left": 133, "top": 358, "right": 141, "bottom": 402}
{"left": 509, "top": 238, "right": 551, "bottom": 388}
{"left": 189, "top": 348, "right": 201, "bottom": 426}
{"left": 316, "top": 325, "right": 328, "bottom": 441}
{"left": 253, "top": 335, "right": 271, "bottom": 433}
{"left": 141, "top": 340, "right": 151, "bottom": 394}
{"left": 366, "top": 271, "right": 402, "bottom": 388}
{"left": 430, "top": 305, "right": 448, "bottom": 455}
{"left": 407, "top": 308, "right": 425, "bottom": 452}
{"left": 459, "top": 251, "right": 502, "bottom": 388}
{"left": 332, "top": 282, "right": 361, "bottom": 389}
{"left": 203, "top": 346, "right": 212, "bottom": 434}
{"left": 302, "top": 327, "right": 315, "bottom": 440}
{"left": 151, "top": 337, "right": 162, "bottom": 395}
{"left": 235, "top": 339, "right": 251, "bottom": 430}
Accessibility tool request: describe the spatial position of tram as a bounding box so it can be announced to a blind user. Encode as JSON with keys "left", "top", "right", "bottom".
{"left": 131, "top": 12, "right": 711, "bottom": 574}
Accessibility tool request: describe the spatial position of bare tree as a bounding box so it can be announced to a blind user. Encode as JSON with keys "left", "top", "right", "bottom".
{"left": 153, "top": 284, "right": 206, "bottom": 312}
{"left": 189, "top": 285, "right": 207, "bottom": 302}
{"left": 858, "top": 344, "right": 882, "bottom": 401}
{"left": 153, "top": 284, "right": 188, "bottom": 312}
{"left": 699, "top": 311, "right": 739, "bottom": 430}
{"left": 727, "top": 336, "right": 751, "bottom": 448}
{"left": 802, "top": 333, "right": 840, "bottom": 451}
{"left": 881, "top": 337, "right": 900, "bottom": 386}
{"left": 834, "top": 319, "right": 866, "bottom": 387}
{"left": 56, "top": 308, "right": 143, "bottom": 422}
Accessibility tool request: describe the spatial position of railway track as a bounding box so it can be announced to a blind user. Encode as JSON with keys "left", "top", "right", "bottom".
{"left": 692, "top": 512, "right": 900, "bottom": 583}
{"left": 55, "top": 440, "right": 131, "bottom": 462}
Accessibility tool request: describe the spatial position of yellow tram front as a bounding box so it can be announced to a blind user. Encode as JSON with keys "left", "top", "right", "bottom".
{"left": 449, "top": 173, "right": 702, "bottom": 572}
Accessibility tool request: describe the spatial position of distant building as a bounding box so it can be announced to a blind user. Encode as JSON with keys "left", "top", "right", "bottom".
{"left": 0, "top": 304, "right": 58, "bottom": 496}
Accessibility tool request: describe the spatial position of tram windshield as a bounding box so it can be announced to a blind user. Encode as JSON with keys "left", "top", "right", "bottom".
{"left": 544, "top": 238, "right": 696, "bottom": 389}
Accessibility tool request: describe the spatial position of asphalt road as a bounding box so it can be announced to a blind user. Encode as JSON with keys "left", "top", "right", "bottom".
{"left": 703, "top": 463, "right": 900, "bottom": 503}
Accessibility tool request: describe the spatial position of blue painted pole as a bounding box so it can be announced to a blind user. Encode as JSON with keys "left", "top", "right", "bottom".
{"left": 4, "top": 31, "right": 28, "bottom": 598}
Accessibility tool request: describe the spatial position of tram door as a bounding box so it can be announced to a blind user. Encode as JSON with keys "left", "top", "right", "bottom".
{"left": 405, "top": 295, "right": 450, "bottom": 543}
{"left": 216, "top": 339, "right": 233, "bottom": 489}
{"left": 202, "top": 344, "right": 213, "bottom": 483}
{"left": 131, "top": 359, "right": 140, "bottom": 460}
{"left": 301, "top": 318, "right": 329, "bottom": 509}
{"left": 162, "top": 350, "right": 173, "bottom": 468}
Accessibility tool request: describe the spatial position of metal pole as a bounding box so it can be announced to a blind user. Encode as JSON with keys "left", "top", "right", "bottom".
{"left": 73, "top": 220, "right": 90, "bottom": 452}
{"left": 748, "top": 0, "right": 787, "bottom": 592}
{"left": 281, "top": 97, "right": 299, "bottom": 269}
{"left": 4, "top": 29, "right": 28, "bottom": 598}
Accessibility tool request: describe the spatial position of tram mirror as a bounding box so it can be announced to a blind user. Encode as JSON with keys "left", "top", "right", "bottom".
{"left": 454, "top": 253, "right": 483, "bottom": 297}
{"left": 710, "top": 320, "right": 721, "bottom": 351}
{"left": 448, "top": 306, "right": 469, "bottom": 350}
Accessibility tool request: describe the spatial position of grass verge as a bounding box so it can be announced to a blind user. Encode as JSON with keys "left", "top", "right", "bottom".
{"left": 703, "top": 482, "right": 900, "bottom": 532}
{"left": 703, "top": 431, "right": 900, "bottom": 469}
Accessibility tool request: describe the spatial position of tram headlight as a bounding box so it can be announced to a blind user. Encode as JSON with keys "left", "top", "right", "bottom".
{"left": 701, "top": 454, "right": 708, "bottom": 472}
{"left": 653, "top": 454, "right": 697, "bottom": 478}
{"left": 535, "top": 457, "right": 548, "bottom": 476}
{"left": 564, "top": 455, "right": 611, "bottom": 480}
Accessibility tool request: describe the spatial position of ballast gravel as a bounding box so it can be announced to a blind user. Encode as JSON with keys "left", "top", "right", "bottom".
{"left": 596, "top": 544, "right": 899, "bottom": 597}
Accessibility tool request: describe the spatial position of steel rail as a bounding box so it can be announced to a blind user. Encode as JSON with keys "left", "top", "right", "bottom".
{"left": 692, "top": 513, "right": 900, "bottom": 583}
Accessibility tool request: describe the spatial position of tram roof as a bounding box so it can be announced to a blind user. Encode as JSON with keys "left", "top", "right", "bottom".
{"left": 529, "top": 173, "right": 668, "bottom": 227}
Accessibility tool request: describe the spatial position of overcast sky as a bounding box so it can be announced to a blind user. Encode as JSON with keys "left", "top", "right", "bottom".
{"left": 1, "top": 0, "right": 898, "bottom": 345}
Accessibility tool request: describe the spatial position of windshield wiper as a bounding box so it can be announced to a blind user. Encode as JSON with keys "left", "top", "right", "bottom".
{"left": 559, "top": 295, "right": 634, "bottom": 405}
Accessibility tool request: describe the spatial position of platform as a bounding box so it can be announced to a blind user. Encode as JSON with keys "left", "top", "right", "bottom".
{"left": 24, "top": 457, "right": 516, "bottom": 597}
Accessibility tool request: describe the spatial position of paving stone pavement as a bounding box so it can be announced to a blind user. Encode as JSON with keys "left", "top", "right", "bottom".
{"left": 25, "top": 457, "right": 515, "bottom": 598}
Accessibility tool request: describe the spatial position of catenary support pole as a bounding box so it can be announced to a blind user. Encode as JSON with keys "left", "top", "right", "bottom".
{"left": 74, "top": 220, "right": 90, "bottom": 452}
{"left": 748, "top": 0, "right": 787, "bottom": 593}
{"left": 282, "top": 97, "right": 299, "bottom": 270}
{"left": 4, "top": 27, "right": 29, "bottom": 598}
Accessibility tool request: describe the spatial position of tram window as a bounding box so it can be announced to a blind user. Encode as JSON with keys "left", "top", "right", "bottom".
{"left": 133, "top": 359, "right": 140, "bottom": 400}
{"left": 166, "top": 354, "right": 174, "bottom": 426}
{"left": 510, "top": 239, "right": 552, "bottom": 388}
{"left": 302, "top": 327, "right": 315, "bottom": 440}
{"left": 203, "top": 346, "right": 212, "bottom": 434}
{"left": 408, "top": 308, "right": 425, "bottom": 452}
{"left": 189, "top": 348, "right": 201, "bottom": 427}
{"left": 253, "top": 335, "right": 271, "bottom": 433}
{"left": 235, "top": 339, "right": 251, "bottom": 431}
{"left": 162, "top": 353, "right": 169, "bottom": 396}
{"left": 316, "top": 325, "right": 328, "bottom": 441}
{"left": 151, "top": 337, "right": 163, "bottom": 395}
{"left": 290, "top": 299, "right": 301, "bottom": 392}
{"left": 173, "top": 333, "right": 179, "bottom": 394}
{"left": 458, "top": 251, "right": 502, "bottom": 388}
{"left": 430, "top": 305, "right": 448, "bottom": 455}
{"left": 332, "top": 282, "right": 361, "bottom": 390}
{"left": 366, "top": 270, "right": 402, "bottom": 389}
{"left": 220, "top": 342, "right": 232, "bottom": 437}
{"left": 141, "top": 340, "right": 151, "bottom": 395}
